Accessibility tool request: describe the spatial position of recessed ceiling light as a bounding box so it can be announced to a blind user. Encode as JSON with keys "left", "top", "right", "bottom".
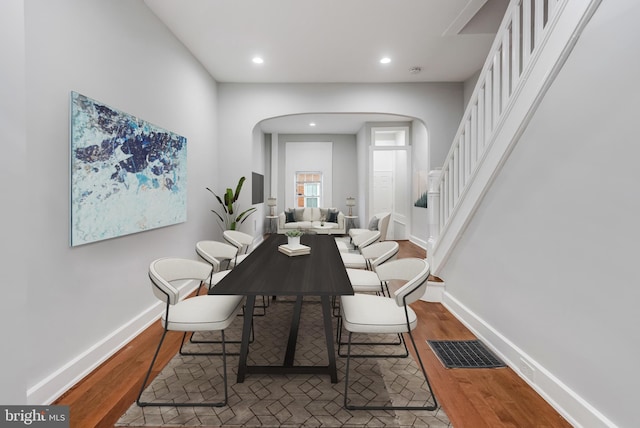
{"left": 380, "top": 57, "right": 391, "bottom": 64}
{"left": 252, "top": 57, "right": 264, "bottom": 64}
{"left": 309, "top": 122, "right": 316, "bottom": 127}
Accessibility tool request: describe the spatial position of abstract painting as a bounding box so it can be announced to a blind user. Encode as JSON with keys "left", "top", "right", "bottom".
{"left": 70, "top": 91, "right": 187, "bottom": 246}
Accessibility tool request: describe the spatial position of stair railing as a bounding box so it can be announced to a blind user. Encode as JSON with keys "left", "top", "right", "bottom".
{"left": 428, "top": 0, "right": 602, "bottom": 273}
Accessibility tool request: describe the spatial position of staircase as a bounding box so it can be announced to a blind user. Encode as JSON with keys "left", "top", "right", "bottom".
{"left": 427, "top": 0, "right": 602, "bottom": 276}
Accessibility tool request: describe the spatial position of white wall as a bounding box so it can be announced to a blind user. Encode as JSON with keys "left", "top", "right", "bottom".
{"left": 439, "top": 2, "right": 640, "bottom": 427}
{"left": 463, "top": 68, "right": 482, "bottom": 107}
{"left": 217, "top": 83, "right": 464, "bottom": 240}
{"left": 22, "top": 0, "right": 218, "bottom": 403}
{"left": 277, "top": 134, "right": 357, "bottom": 214}
{"left": 411, "top": 119, "right": 430, "bottom": 246}
{"left": 0, "top": 0, "right": 28, "bottom": 404}
{"left": 284, "top": 142, "right": 333, "bottom": 208}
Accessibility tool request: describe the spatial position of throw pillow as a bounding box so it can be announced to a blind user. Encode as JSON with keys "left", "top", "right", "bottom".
{"left": 327, "top": 209, "right": 339, "bottom": 223}
{"left": 285, "top": 209, "right": 296, "bottom": 223}
{"left": 368, "top": 217, "right": 379, "bottom": 230}
{"left": 294, "top": 208, "right": 305, "bottom": 222}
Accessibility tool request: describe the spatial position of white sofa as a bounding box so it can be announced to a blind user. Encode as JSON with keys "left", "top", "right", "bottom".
{"left": 277, "top": 207, "right": 346, "bottom": 234}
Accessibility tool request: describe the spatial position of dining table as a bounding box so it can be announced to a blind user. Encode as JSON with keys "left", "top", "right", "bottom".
{"left": 209, "top": 233, "right": 353, "bottom": 383}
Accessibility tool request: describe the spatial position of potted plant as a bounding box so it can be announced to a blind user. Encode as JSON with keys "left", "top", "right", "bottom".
{"left": 207, "top": 176, "right": 257, "bottom": 231}
{"left": 285, "top": 229, "right": 303, "bottom": 246}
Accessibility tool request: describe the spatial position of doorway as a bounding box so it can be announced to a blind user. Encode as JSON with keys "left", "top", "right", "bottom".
{"left": 370, "top": 127, "right": 410, "bottom": 240}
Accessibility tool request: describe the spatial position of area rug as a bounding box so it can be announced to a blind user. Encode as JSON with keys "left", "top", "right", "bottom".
{"left": 117, "top": 297, "right": 450, "bottom": 427}
{"left": 427, "top": 340, "right": 506, "bottom": 369}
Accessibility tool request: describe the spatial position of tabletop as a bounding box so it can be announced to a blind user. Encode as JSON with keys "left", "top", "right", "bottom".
{"left": 210, "top": 233, "right": 353, "bottom": 297}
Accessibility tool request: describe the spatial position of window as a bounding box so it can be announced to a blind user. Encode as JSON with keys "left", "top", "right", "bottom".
{"left": 295, "top": 172, "right": 322, "bottom": 208}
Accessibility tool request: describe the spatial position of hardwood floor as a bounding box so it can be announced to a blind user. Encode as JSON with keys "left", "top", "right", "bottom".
{"left": 54, "top": 240, "right": 571, "bottom": 428}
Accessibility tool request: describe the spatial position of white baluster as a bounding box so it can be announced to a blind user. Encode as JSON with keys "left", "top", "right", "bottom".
{"left": 512, "top": 0, "right": 522, "bottom": 84}
{"left": 502, "top": 27, "right": 511, "bottom": 106}
{"left": 470, "top": 104, "right": 478, "bottom": 166}
{"left": 522, "top": 0, "right": 532, "bottom": 66}
{"left": 534, "top": 0, "right": 545, "bottom": 47}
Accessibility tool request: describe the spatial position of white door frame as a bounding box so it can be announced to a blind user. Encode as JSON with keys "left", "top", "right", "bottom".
{"left": 369, "top": 127, "right": 411, "bottom": 240}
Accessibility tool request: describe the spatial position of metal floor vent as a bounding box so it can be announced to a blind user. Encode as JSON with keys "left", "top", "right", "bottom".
{"left": 427, "top": 340, "right": 506, "bottom": 369}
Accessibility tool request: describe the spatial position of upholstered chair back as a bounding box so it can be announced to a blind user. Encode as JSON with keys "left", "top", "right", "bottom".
{"left": 196, "top": 240, "right": 238, "bottom": 271}
{"left": 375, "top": 258, "right": 430, "bottom": 307}
{"left": 149, "top": 258, "right": 212, "bottom": 305}
{"left": 223, "top": 230, "right": 254, "bottom": 254}
{"left": 360, "top": 241, "right": 399, "bottom": 269}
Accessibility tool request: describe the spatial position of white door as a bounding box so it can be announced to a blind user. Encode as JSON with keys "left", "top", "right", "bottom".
{"left": 373, "top": 170, "right": 393, "bottom": 238}
{"left": 370, "top": 127, "right": 410, "bottom": 240}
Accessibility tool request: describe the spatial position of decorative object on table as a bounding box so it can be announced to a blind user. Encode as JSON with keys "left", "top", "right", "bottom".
{"left": 320, "top": 216, "right": 326, "bottom": 226}
{"left": 346, "top": 196, "right": 356, "bottom": 216}
{"left": 278, "top": 243, "right": 311, "bottom": 257}
{"left": 267, "top": 197, "right": 277, "bottom": 216}
{"left": 285, "top": 229, "right": 303, "bottom": 247}
{"left": 207, "top": 176, "right": 257, "bottom": 230}
{"left": 70, "top": 91, "right": 187, "bottom": 246}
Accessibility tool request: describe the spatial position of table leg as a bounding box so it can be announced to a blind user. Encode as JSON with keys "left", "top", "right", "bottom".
{"left": 237, "top": 295, "right": 256, "bottom": 383}
{"left": 284, "top": 295, "right": 304, "bottom": 367}
{"left": 321, "top": 295, "right": 338, "bottom": 383}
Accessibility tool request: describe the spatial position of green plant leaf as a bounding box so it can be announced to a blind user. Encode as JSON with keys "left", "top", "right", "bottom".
{"left": 236, "top": 207, "right": 257, "bottom": 223}
{"left": 207, "top": 187, "right": 229, "bottom": 214}
{"left": 207, "top": 177, "right": 255, "bottom": 230}
{"left": 233, "top": 176, "right": 246, "bottom": 202}
{"left": 225, "top": 188, "right": 234, "bottom": 214}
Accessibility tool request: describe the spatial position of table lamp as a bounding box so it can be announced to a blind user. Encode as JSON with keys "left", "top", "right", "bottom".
{"left": 267, "top": 197, "right": 277, "bottom": 216}
{"left": 346, "top": 197, "right": 355, "bottom": 216}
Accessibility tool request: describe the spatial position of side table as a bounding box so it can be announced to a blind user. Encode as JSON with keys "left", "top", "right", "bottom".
{"left": 344, "top": 215, "right": 358, "bottom": 234}
{"left": 265, "top": 215, "right": 279, "bottom": 234}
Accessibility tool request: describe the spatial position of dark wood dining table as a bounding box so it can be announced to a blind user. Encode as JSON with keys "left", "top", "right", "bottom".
{"left": 209, "top": 233, "right": 353, "bottom": 383}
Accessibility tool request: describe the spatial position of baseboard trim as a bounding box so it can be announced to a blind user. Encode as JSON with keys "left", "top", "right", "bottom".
{"left": 409, "top": 235, "right": 427, "bottom": 250}
{"left": 442, "top": 292, "right": 617, "bottom": 428}
{"left": 27, "top": 282, "right": 200, "bottom": 405}
{"left": 421, "top": 280, "right": 445, "bottom": 303}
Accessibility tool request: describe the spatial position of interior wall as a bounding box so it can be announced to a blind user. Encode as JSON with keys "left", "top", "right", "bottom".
{"left": 277, "top": 134, "right": 357, "bottom": 213}
{"left": 0, "top": 0, "right": 27, "bottom": 404}
{"left": 463, "top": 68, "right": 482, "bottom": 107}
{"left": 439, "top": 2, "right": 640, "bottom": 426}
{"left": 217, "top": 82, "right": 464, "bottom": 239}
{"left": 23, "top": 0, "right": 218, "bottom": 403}
{"left": 411, "top": 119, "right": 429, "bottom": 246}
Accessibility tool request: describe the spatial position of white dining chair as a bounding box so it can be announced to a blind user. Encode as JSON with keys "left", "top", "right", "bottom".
{"left": 348, "top": 212, "right": 391, "bottom": 242}
{"left": 195, "top": 240, "right": 254, "bottom": 346}
{"left": 223, "top": 230, "right": 269, "bottom": 314}
{"left": 336, "top": 229, "right": 380, "bottom": 252}
{"left": 338, "top": 258, "right": 438, "bottom": 411}
{"left": 195, "top": 240, "right": 237, "bottom": 291}
{"left": 222, "top": 230, "right": 254, "bottom": 267}
{"left": 340, "top": 240, "right": 398, "bottom": 270}
{"left": 333, "top": 241, "right": 399, "bottom": 318}
{"left": 136, "top": 258, "right": 244, "bottom": 407}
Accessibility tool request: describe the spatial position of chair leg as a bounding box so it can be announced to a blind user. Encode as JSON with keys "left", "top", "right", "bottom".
{"left": 189, "top": 315, "right": 255, "bottom": 352}
{"left": 336, "top": 314, "right": 404, "bottom": 357}
{"left": 251, "top": 295, "right": 269, "bottom": 316}
{"left": 137, "top": 329, "right": 229, "bottom": 407}
{"left": 343, "top": 331, "right": 438, "bottom": 411}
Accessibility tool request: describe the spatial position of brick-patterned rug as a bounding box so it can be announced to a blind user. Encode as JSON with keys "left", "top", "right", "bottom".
{"left": 117, "top": 296, "right": 449, "bottom": 427}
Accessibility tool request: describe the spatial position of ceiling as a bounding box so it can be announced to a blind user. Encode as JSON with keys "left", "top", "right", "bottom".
{"left": 144, "top": 0, "right": 509, "bottom": 133}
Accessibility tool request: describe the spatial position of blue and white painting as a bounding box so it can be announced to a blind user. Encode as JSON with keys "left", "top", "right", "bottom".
{"left": 70, "top": 91, "right": 187, "bottom": 246}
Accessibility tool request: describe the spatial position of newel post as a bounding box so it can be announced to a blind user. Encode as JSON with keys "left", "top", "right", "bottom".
{"left": 426, "top": 169, "right": 442, "bottom": 267}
